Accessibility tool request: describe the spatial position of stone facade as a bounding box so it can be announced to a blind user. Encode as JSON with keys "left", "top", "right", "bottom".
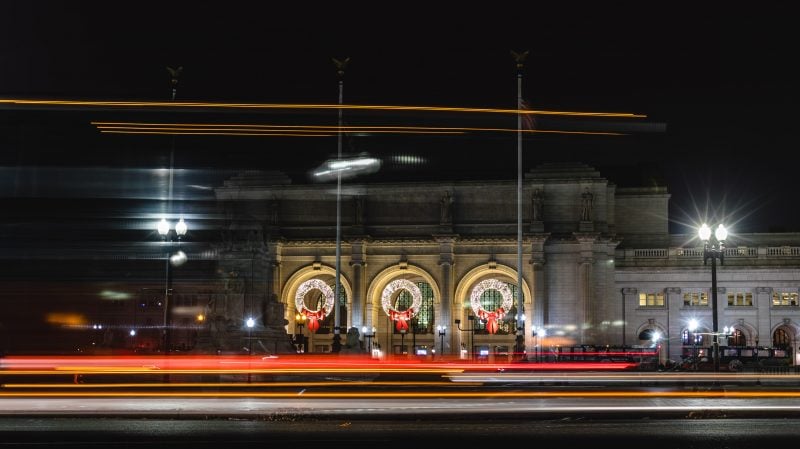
{"left": 207, "top": 163, "right": 800, "bottom": 364}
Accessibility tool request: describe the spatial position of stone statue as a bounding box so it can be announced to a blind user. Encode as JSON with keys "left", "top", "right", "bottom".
{"left": 267, "top": 199, "right": 279, "bottom": 226}
{"left": 440, "top": 191, "right": 453, "bottom": 225}
{"left": 263, "top": 293, "right": 288, "bottom": 327}
{"left": 340, "top": 326, "right": 362, "bottom": 354}
{"left": 224, "top": 270, "right": 245, "bottom": 294}
{"left": 580, "top": 188, "right": 594, "bottom": 221}
{"left": 531, "top": 189, "right": 543, "bottom": 221}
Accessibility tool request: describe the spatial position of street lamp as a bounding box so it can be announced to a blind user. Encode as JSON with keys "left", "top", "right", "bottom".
{"left": 455, "top": 315, "right": 475, "bottom": 361}
{"left": 437, "top": 325, "right": 447, "bottom": 359}
{"left": 399, "top": 328, "right": 407, "bottom": 356}
{"left": 245, "top": 317, "right": 255, "bottom": 382}
{"left": 688, "top": 318, "right": 699, "bottom": 371}
{"left": 362, "top": 326, "right": 376, "bottom": 356}
{"left": 157, "top": 217, "right": 187, "bottom": 353}
{"left": 246, "top": 317, "right": 255, "bottom": 354}
{"left": 294, "top": 313, "right": 307, "bottom": 353}
{"left": 699, "top": 222, "right": 727, "bottom": 373}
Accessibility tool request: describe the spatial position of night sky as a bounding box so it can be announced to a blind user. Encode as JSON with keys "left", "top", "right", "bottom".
{"left": 2, "top": 2, "right": 798, "bottom": 234}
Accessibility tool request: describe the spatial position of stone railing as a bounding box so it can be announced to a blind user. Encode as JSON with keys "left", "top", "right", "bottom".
{"left": 618, "top": 246, "right": 800, "bottom": 260}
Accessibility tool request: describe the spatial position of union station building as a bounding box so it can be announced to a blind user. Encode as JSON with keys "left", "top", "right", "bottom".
{"left": 3, "top": 163, "right": 799, "bottom": 366}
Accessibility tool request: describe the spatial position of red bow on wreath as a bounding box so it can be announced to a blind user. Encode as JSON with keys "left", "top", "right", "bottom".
{"left": 477, "top": 307, "right": 506, "bottom": 334}
{"left": 389, "top": 308, "right": 415, "bottom": 331}
{"left": 301, "top": 307, "right": 327, "bottom": 333}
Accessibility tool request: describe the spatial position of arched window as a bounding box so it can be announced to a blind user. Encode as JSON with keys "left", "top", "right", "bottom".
{"left": 392, "top": 281, "right": 435, "bottom": 335}
{"left": 474, "top": 283, "right": 519, "bottom": 335}
{"left": 773, "top": 328, "right": 791, "bottom": 349}
{"left": 729, "top": 329, "right": 745, "bottom": 346}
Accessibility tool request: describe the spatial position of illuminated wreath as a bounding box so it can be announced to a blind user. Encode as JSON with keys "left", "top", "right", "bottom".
{"left": 381, "top": 279, "right": 423, "bottom": 331}
{"left": 470, "top": 278, "right": 514, "bottom": 334}
{"left": 295, "top": 278, "right": 335, "bottom": 333}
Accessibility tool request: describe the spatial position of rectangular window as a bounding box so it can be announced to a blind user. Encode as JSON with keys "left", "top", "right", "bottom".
{"left": 773, "top": 292, "right": 800, "bottom": 306}
{"left": 683, "top": 292, "right": 708, "bottom": 307}
{"left": 727, "top": 292, "right": 753, "bottom": 306}
{"left": 639, "top": 292, "right": 665, "bottom": 307}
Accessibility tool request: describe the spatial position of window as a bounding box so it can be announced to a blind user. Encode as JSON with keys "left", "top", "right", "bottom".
{"left": 638, "top": 292, "right": 665, "bottom": 307}
{"left": 475, "top": 283, "right": 520, "bottom": 335}
{"left": 728, "top": 329, "right": 745, "bottom": 346}
{"left": 726, "top": 292, "right": 753, "bottom": 307}
{"left": 683, "top": 292, "right": 708, "bottom": 307}
{"left": 773, "top": 328, "right": 791, "bottom": 349}
{"left": 393, "top": 281, "right": 434, "bottom": 334}
{"left": 772, "top": 292, "right": 799, "bottom": 306}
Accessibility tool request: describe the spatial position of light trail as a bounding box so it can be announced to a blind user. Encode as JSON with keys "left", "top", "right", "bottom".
{"left": 0, "top": 98, "right": 647, "bottom": 118}
{"left": 3, "top": 391, "right": 800, "bottom": 399}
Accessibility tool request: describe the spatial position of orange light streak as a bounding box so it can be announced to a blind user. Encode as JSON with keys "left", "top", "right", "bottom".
{"left": 1, "top": 98, "right": 646, "bottom": 118}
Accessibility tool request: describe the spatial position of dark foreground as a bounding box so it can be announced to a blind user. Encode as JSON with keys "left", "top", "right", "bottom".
{"left": 1, "top": 417, "right": 799, "bottom": 448}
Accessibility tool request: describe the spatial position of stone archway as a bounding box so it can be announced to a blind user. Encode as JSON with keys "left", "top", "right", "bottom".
{"left": 366, "top": 263, "right": 441, "bottom": 356}
{"left": 453, "top": 263, "right": 533, "bottom": 356}
{"left": 283, "top": 264, "right": 353, "bottom": 334}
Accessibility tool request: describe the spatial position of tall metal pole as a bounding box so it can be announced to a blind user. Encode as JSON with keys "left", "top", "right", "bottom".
{"left": 710, "top": 253, "right": 719, "bottom": 373}
{"left": 163, "top": 66, "right": 181, "bottom": 355}
{"left": 513, "top": 50, "right": 528, "bottom": 358}
{"left": 332, "top": 58, "right": 349, "bottom": 353}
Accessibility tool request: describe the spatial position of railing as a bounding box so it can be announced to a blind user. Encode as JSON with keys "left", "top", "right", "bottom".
{"left": 767, "top": 246, "right": 800, "bottom": 256}
{"left": 633, "top": 249, "right": 667, "bottom": 258}
{"left": 621, "top": 246, "right": 800, "bottom": 260}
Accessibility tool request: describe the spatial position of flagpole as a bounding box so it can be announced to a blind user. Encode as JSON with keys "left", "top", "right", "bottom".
{"left": 332, "top": 57, "right": 349, "bottom": 353}
{"left": 513, "top": 50, "right": 528, "bottom": 360}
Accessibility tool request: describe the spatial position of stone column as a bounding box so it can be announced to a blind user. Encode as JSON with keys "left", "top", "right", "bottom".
{"left": 621, "top": 288, "right": 638, "bottom": 347}
{"left": 665, "top": 287, "right": 683, "bottom": 362}
{"left": 349, "top": 239, "right": 367, "bottom": 330}
{"left": 756, "top": 287, "right": 772, "bottom": 346}
{"left": 435, "top": 235, "right": 456, "bottom": 355}
{"left": 575, "top": 234, "right": 596, "bottom": 344}
{"left": 529, "top": 235, "right": 549, "bottom": 332}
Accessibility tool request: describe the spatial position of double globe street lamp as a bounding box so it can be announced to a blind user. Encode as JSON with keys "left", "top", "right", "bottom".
{"left": 157, "top": 217, "right": 187, "bottom": 353}
{"left": 436, "top": 325, "right": 447, "bottom": 359}
{"left": 698, "top": 222, "right": 727, "bottom": 373}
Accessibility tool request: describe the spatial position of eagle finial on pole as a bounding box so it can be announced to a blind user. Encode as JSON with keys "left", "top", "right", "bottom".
{"left": 510, "top": 50, "right": 529, "bottom": 70}
{"left": 332, "top": 57, "right": 350, "bottom": 78}
{"left": 166, "top": 66, "right": 183, "bottom": 100}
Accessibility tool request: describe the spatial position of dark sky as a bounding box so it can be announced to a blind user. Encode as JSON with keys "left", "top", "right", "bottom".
{"left": 1, "top": 2, "right": 798, "bottom": 234}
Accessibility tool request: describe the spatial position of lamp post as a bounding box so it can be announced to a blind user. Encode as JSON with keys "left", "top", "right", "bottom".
{"left": 699, "top": 223, "right": 727, "bottom": 373}
{"left": 688, "top": 318, "right": 699, "bottom": 371}
{"left": 399, "top": 328, "right": 407, "bottom": 356}
{"left": 331, "top": 57, "right": 350, "bottom": 354}
{"left": 437, "top": 325, "right": 447, "bottom": 359}
{"left": 245, "top": 317, "right": 254, "bottom": 382}
{"left": 157, "top": 217, "right": 187, "bottom": 353}
{"left": 295, "top": 313, "right": 307, "bottom": 353}
{"left": 512, "top": 50, "right": 529, "bottom": 360}
{"left": 362, "top": 326, "right": 375, "bottom": 356}
{"left": 455, "top": 314, "right": 475, "bottom": 361}
{"left": 245, "top": 317, "right": 255, "bottom": 354}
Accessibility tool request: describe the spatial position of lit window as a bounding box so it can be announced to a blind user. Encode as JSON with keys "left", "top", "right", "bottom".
{"left": 772, "top": 292, "right": 799, "bottom": 306}
{"left": 683, "top": 292, "right": 708, "bottom": 307}
{"left": 727, "top": 292, "right": 753, "bottom": 307}
{"left": 639, "top": 292, "right": 665, "bottom": 307}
